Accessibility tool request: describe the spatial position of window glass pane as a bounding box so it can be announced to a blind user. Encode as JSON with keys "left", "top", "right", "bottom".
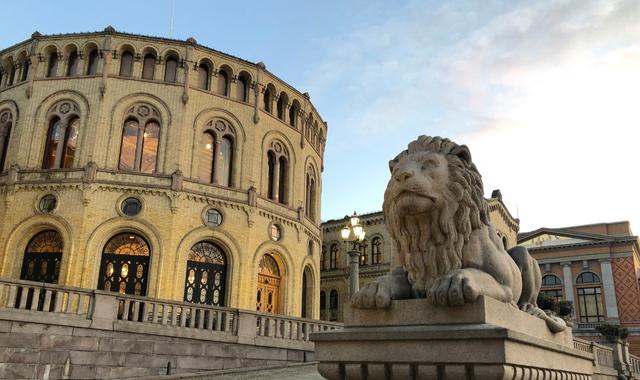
{"left": 140, "top": 122, "right": 159, "bottom": 173}
{"left": 47, "top": 53, "right": 58, "bottom": 77}
{"left": 62, "top": 118, "right": 79, "bottom": 168}
{"left": 164, "top": 58, "right": 177, "bottom": 82}
{"left": 119, "top": 119, "right": 138, "bottom": 171}
{"left": 237, "top": 77, "right": 246, "bottom": 101}
{"left": 218, "top": 136, "right": 232, "bottom": 187}
{"left": 278, "top": 157, "right": 286, "bottom": 203}
{"left": 43, "top": 119, "right": 61, "bottom": 169}
{"left": 263, "top": 89, "right": 271, "bottom": 112}
{"left": 142, "top": 54, "right": 155, "bottom": 79}
{"left": 199, "top": 132, "right": 214, "bottom": 183}
{"left": 21, "top": 60, "right": 30, "bottom": 81}
{"left": 0, "top": 122, "right": 11, "bottom": 172}
{"left": 67, "top": 52, "right": 78, "bottom": 76}
{"left": 267, "top": 152, "right": 275, "bottom": 199}
{"left": 87, "top": 50, "right": 99, "bottom": 75}
{"left": 198, "top": 64, "right": 209, "bottom": 89}
{"left": 120, "top": 52, "right": 133, "bottom": 77}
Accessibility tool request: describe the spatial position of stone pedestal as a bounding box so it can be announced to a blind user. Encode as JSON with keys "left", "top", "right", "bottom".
{"left": 311, "top": 296, "right": 595, "bottom": 380}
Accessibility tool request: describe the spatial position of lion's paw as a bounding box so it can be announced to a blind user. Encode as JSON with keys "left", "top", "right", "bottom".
{"left": 351, "top": 281, "right": 391, "bottom": 309}
{"left": 426, "top": 270, "right": 480, "bottom": 306}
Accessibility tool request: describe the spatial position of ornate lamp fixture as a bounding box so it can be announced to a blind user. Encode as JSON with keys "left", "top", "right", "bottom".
{"left": 341, "top": 211, "right": 366, "bottom": 298}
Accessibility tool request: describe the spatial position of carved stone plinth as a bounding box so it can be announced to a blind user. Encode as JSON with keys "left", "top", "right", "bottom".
{"left": 311, "top": 296, "right": 595, "bottom": 380}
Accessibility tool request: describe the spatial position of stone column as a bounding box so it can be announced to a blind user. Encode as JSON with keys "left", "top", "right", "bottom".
{"left": 562, "top": 262, "right": 575, "bottom": 304}
{"left": 599, "top": 259, "right": 619, "bottom": 320}
{"left": 212, "top": 136, "right": 221, "bottom": 184}
{"left": 348, "top": 247, "right": 360, "bottom": 299}
{"left": 272, "top": 160, "right": 280, "bottom": 202}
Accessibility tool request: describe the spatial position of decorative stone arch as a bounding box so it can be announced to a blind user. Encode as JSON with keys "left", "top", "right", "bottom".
{"left": 289, "top": 99, "right": 301, "bottom": 129}
{"left": 196, "top": 58, "right": 214, "bottom": 90}
{"left": 161, "top": 49, "right": 180, "bottom": 83}
{"left": 81, "top": 216, "right": 163, "bottom": 297}
{"left": 15, "top": 51, "right": 30, "bottom": 82}
{"left": 276, "top": 91, "right": 289, "bottom": 122}
{"left": 140, "top": 46, "right": 159, "bottom": 80}
{"left": 216, "top": 64, "right": 233, "bottom": 96}
{"left": 117, "top": 43, "right": 138, "bottom": 56}
{"left": 236, "top": 70, "right": 252, "bottom": 102}
{"left": 62, "top": 42, "right": 80, "bottom": 56}
{"left": 41, "top": 44, "right": 61, "bottom": 78}
{"left": 191, "top": 108, "right": 247, "bottom": 185}
{"left": 261, "top": 131, "right": 297, "bottom": 204}
{"left": 172, "top": 226, "right": 242, "bottom": 306}
{"left": 1, "top": 213, "right": 74, "bottom": 285}
{"left": 304, "top": 155, "right": 321, "bottom": 220}
{"left": 0, "top": 100, "right": 18, "bottom": 170}
{"left": 81, "top": 41, "right": 100, "bottom": 75}
{"left": 251, "top": 241, "right": 295, "bottom": 315}
{"left": 31, "top": 90, "right": 90, "bottom": 168}
{"left": 263, "top": 83, "right": 277, "bottom": 113}
{"left": 107, "top": 93, "right": 172, "bottom": 173}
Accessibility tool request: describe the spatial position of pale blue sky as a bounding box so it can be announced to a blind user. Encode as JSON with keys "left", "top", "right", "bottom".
{"left": 3, "top": 1, "right": 640, "bottom": 232}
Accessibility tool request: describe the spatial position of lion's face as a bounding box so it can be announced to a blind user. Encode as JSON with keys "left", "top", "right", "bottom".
{"left": 384, "top": 151, "right": 450, "bottom": 217}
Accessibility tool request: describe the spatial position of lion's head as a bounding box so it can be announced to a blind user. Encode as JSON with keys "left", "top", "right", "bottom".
{"left": 383, "top": 135, "right": 490, "bottom": 295}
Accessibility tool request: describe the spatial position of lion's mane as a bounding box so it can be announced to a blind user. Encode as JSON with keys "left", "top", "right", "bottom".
{"left": 383, "top": 136, "right": 491, "bottom": 294}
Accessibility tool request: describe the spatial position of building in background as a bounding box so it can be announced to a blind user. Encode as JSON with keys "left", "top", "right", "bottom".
{"left": 0, "top": 28, "right": 326, "bottom": 318}
{"left": 519, "top": 221, "right": 640, "bottom": 354}
{"left": 319, "top": 189, "right": 519, "bottom": 322}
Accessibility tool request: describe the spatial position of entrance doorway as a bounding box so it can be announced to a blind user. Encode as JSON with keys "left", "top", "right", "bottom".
{"left": 20, "top": 230, "right": 63, "bottom": 283}
{"left": 256, "top": 253, "right": 281, "bottom": 313}
{"left": 183, "top": 241, "right": 227, "bottom": 306}
{"left": 97, "top": 233, "right": 150, "bottom": 296}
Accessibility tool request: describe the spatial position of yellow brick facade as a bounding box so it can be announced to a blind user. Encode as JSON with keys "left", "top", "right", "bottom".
{"left": 0, "top": 29, "right": 325, "bottom": 318}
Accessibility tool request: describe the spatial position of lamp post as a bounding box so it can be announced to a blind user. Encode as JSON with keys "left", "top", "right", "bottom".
{"left": 341, "top": 211, "right": 366, "bottom": 299}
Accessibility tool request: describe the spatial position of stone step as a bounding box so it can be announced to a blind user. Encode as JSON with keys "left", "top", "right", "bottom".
{"left": 131, "top": 362, "right": 324, "bottom": 380}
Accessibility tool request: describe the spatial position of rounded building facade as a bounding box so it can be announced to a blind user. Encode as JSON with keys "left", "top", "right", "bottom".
{"left": 0, "top": 28, "right": 325, "bottom": 318}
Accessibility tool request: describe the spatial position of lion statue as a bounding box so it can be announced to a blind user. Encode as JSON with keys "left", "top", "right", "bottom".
{"left": 351, "top": 135, "right": 565, "bottom": 332}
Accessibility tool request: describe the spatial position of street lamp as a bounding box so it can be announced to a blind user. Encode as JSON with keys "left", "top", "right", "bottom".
{"left": 341, "top": 211, "right": 366, "bottom": 299}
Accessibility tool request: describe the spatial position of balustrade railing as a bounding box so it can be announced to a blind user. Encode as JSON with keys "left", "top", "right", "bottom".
{"left": 0, "top": 278, "right": 93, "bottom": 317}
{"left": 573, "top": 338, "right": 593, "bottom": 353}
{"left": 630, "top": 354, "right": 640, "bottom": 374}
{"left": 593, "top": 343, "right": 615, "bottom": 368}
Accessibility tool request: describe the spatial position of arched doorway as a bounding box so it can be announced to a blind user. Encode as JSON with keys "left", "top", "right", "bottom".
{"left": 184, "top": 241, "right": 227, "bottom": 306}
{"left": 20, "top": 230, "right": 63, "bottom": 283}
{"left": 256, "top": 253, "right": 281, "bottom": 313}
{"left": 97, "top": 233, "right": 150, "bottom": 296}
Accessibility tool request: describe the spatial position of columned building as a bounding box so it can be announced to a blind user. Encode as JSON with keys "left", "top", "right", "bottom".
{"left": 320, "top": 190, "right": 519, "bottom": 322}
{"left": 0, "top": 28, "right": 326, "bottom": 318}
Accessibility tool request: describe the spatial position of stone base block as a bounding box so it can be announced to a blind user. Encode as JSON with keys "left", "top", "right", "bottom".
{"left": 311, "top": 296, "right": 595, "bottom": 380}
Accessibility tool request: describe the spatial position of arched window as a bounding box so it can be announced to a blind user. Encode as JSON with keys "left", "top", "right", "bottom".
{"left": 277, "top": 92, "right": 288, "bottom": 121}
{"left": 118, "top": 104, "right": 161, "bottom": 174}
{"left": 217, "top": 68, "right": 229, "bottom": 96}
{"left": 329, "top": 244, "right": 338, "bottom": 269}
{"left": 119, "top": 50, "right": 134, "bottom": 77}
{"left": 0, "top": 110, "right": 12, "bottom": 172}
{"left": 164, "top": 55, "right": 178, "bottom": 82}
{"left": 236, "top": 72, "right": 250, "bottom": 102}
{"left": 86, "top": 49, "right": 99, "bottom": 75}
{"left": 266, "top": 140, "right": 289, "bottom": 204}
{"left": 305, "top": 165, "right": 317, "bottom": 220}
{"left": 321, "top": 245, "right": 327, "bottom": 271}
{"left": 359, "top": 239, "right": 368, "bottom": 266}
{"left": 21, "top": 230, "right": 63, "bottom": 283}
{"left": 0, "top": 68, "right": 4, "bottom": 87}
{"left": 66, "top": 50, "right": 79, "bottom": 76}
{"left": 329, "top": 290, "right": 338, "bottom": 321}
{"left": 542, "top": 274, "right": 562, "bottom": 286}
{"left": 320, "top": 290, "right": 326, "bottom": 320}
{"left": 142, "top": 53, "right": 156, "bottom": 80}
{"left": 42, "top": 101, "right": 80, "bottom": 169}
{"left": 184, "top": 241, "right": 228, "bottom": 306}
{"left": 575, "top": 271, "right": 604, "bottom": 323}
{"left": 263, "top": 87, "right": 273, "bottom": 113}
{"left": 20, "top": 56, "right": 30, "bottom": 82}
{"left": 197, "top": 62, "right": 210, "bottom": 90}
{"left": 308, "top": 240, "right": 314, "bottom": 256}
{"left": 198, "top": 119, "right": 235, "bottom": 186}
{"left": 289, "top": 100, "right": 300, "bottom": 128}
{"left": 540, "top": 274, "right": 563, "bottom": 302}
{"left": 47, "top": 51, "right": 58, "bottom": 78}
{"left": 371, "top": 237, "right": 382, "bottom": 264}
{"left": 98, "top": 233, "right": 150, "bottom": 296}
{"left": 301, "top": 267, "right": 312, "bottom": 318}
{"left": 8, "top": 64, "right": 16, "bottom": 86}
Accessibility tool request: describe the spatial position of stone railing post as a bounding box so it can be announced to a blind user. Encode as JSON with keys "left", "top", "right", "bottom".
{"left": 236, "top": 312, "right": 258, "bottom": 345}
{"left": 89, "top": 291, "right": 119, "bottom": 330}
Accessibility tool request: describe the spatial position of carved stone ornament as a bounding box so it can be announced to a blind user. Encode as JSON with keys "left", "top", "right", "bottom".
{"left": 59, "top": 102, "right": 71, "bottom": 114}
{"left": 214, "top": 120, "right": 226, "bottom": 132}
{"left": 0, "top": 111, "right": 10, "bottom": 123}
{"left": 351, "top": 135, "right": 566, "bottom": 333}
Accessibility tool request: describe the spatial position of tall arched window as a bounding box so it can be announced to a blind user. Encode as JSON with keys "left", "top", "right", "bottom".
{"left": 305, "top": 165, "right": 317, "bottom": 220}
{"left": 329, "top": 244, "right": 338, "bottom": 269}
{"left": 119, "top": 50, "right": 134, "bottom": 77}
{"left": 7, "top": 63, "right": 16, "bottom": 86}
{"left": 277, "top": 92, "right": 288, "bottom": 121}
{"left": 329, "top": 290, "right": 338, "bottom": 321}
{"left": 21, "top": 230, "right": 63, "bottom": 283}
{"left": 47, "top": 51, "right": 59, "bottom": 78}
{"left": 217, "top": 68, "right": 229, "bottom": 96}
{"left": 321, "top": 245, "right": 327, "bottom": 271}
{"left": 320, "top": 290, "right": 326, "bottom": 320}
{"left": 66, "top": 50, "right": 79, "bottom": 76}
{"left": 289, "top": 100, "right": 300, "bottom": 128}
{"left": 263, "top": 86, "right": 273, "bottom": 113}
{"left": 142, "top": 53, "right": 156, "bottom": 80}
{"left": 42, "top": 101, "right": 80, "bottom": 169}
{"left": 98, "top": 233, "right": 150, "bottom": 296}
{"left": 359, "top": 239, "right": 368, "bottom": 266}
{"left": 86, "top": 49, "right": 99, "bottom": 75}
{"left": 301, "top": 267, "right": 313, "bottom": 318}
{"left": 266, "top": 140, "right": 289, "bottom": 204}
{"left": 0, "top": 110, "right": 12, "bottom": 172}
{"left": 576, "top": 271, "right": 604, "bottom": 323}
{"left": 197, "top": 62, "right": 210, "bottom": 90}
{"left": 371, "top": 237, "right": 382, "bottom": 264}
{"left": 237, "top": 72, "right": 250, "bottom": 102}
{"left": 540, "top": 274, "right": 563, "bottom": 302}
{"left": 19, "top": 55, "right": 30, "bottom": 82}
{"left": 164, "top": 55, "right": 178, "bottom": 82}
{"left": 118, "top": 104, "right": 161, "bottom": 174}
{"left": 184, "top": 241, "right": 227, "bottom": 306}
{"left": 198, "top": 119, "right": 235, "bottom": 186}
